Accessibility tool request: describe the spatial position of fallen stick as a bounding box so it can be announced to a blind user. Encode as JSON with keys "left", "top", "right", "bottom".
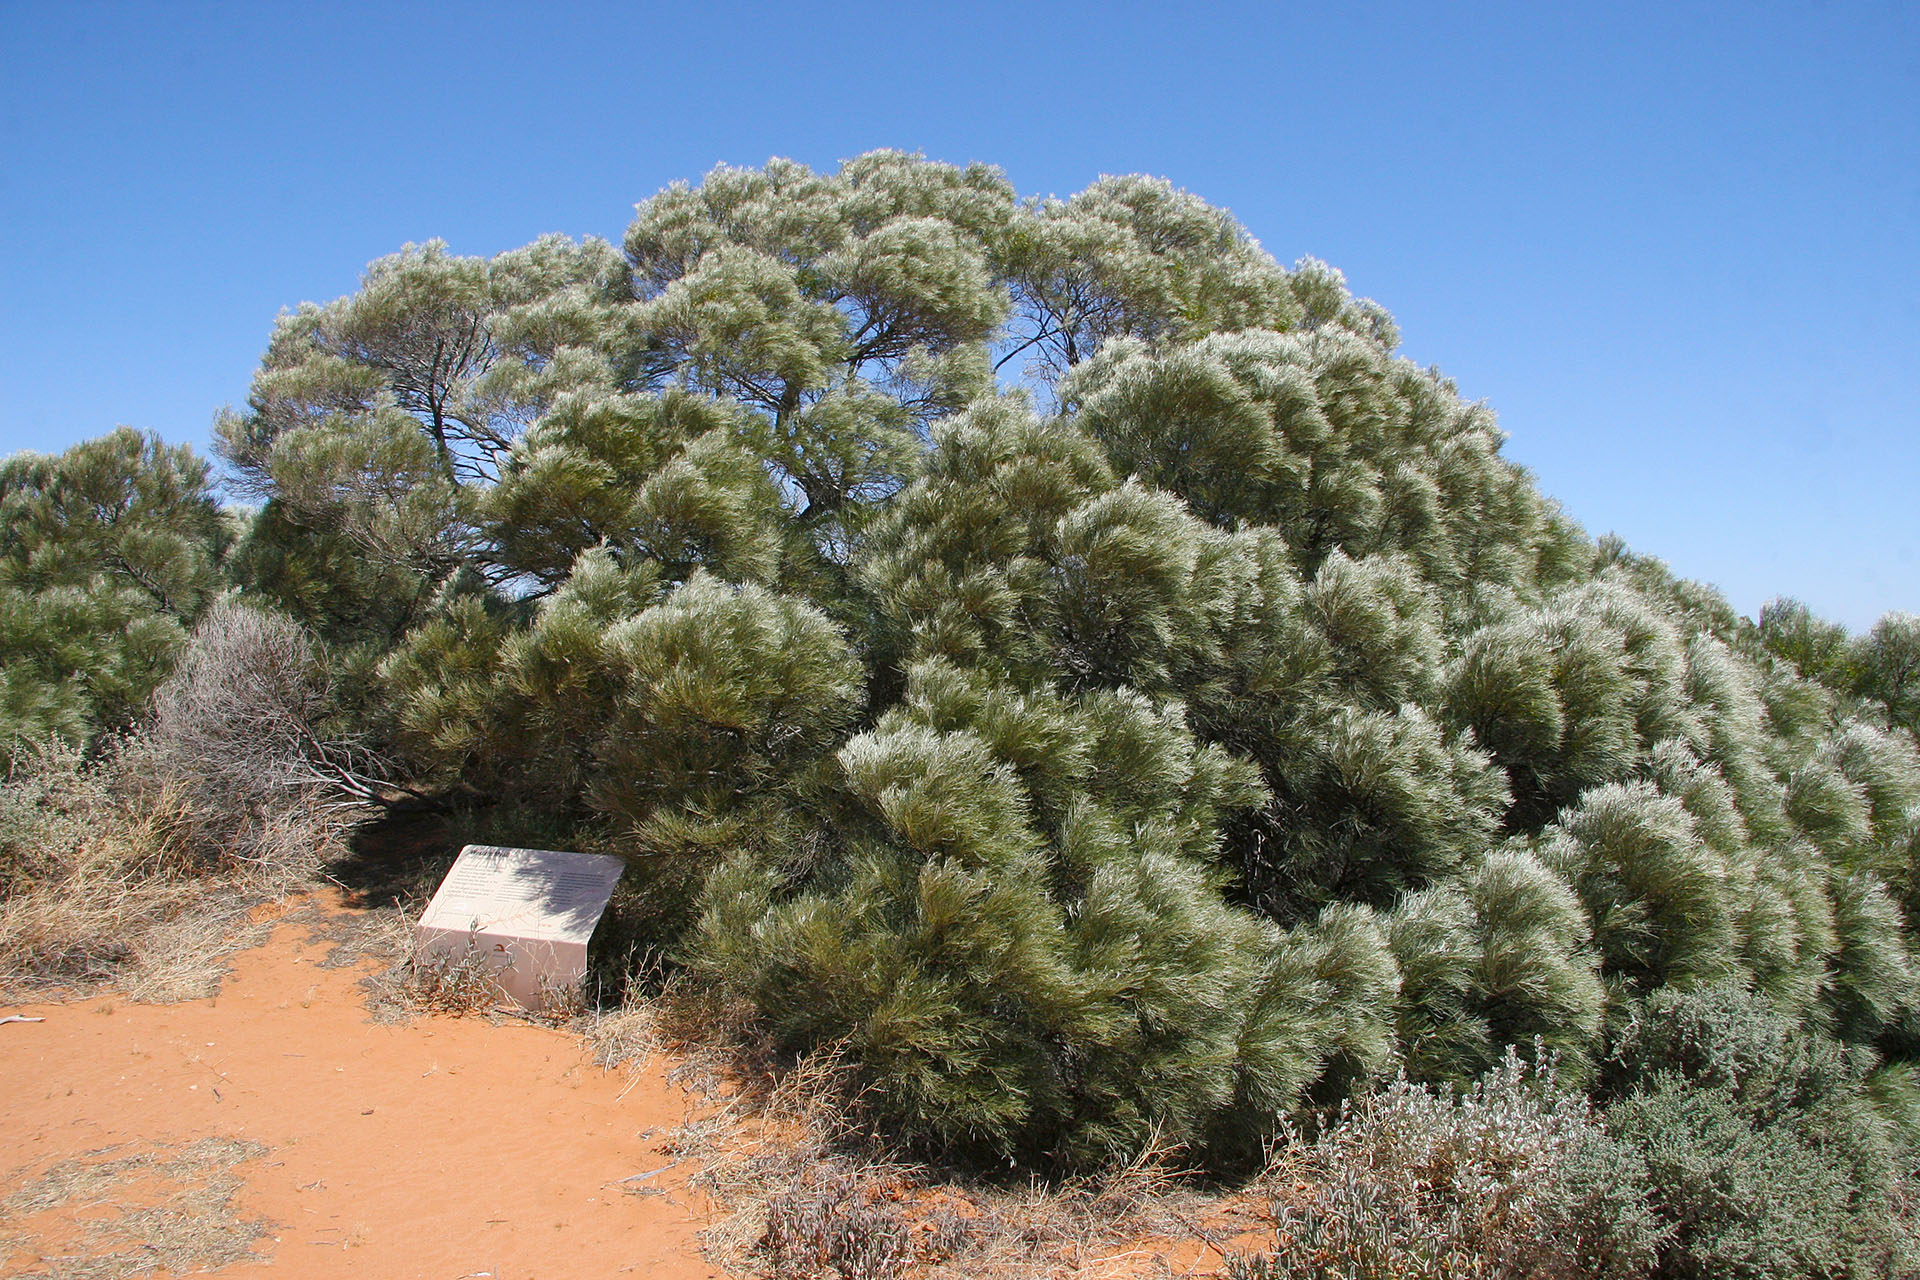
{"left": 616, "top": 1161, "right": 681, "bottom": 1184}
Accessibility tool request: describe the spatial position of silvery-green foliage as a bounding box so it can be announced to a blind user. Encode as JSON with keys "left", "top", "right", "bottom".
{"left": 588, "top": 572, "right": 863, "bottom": 819}
{"left": 478, "top": 548, "right": 667, "bottom": 806}
{"left": 1758, "top": 659, "right": 1839, "bottom": 758}
{"left": 1607, "top": 1076, "right": 1914, "bottom": 1280}
{"left": 1825, "top": 871, "right": 1916, "bottom": 1042}
{"left": 1822, "top": 721, "right": 1920, "bottom": 861}
{"left": 1306, "top": 550, "right": 1444, "bottom": 709}
{"left": 1061, "top": 328, "right": 1588, "bottom": 608}
{"left": 1257, "top": 1050, "right": 1666, "bottom": 1280}
{"left": 1759, "top": 596, "right": 1858, "bottom": 690}
{"left": 1606, "top": 985, "right": 1868, "bottom": 1119}
{"left": 377, "top": 582, "right": 515, "bottom": 793}
{"left": 1761, "top": 598, "right": 1920, "bottom": 743}
{"left": 688, "top": 655, "right": 1405, "bottom": 1164}
{"left": 1440, "top": 581, "right": 1766, "bottom": 832}
{"left": 192, "top": 151, "right": 1920, "bottom": 1173}
{"left": 624, "top": 151, "right": 1014, "bottom": 541}
{"left": 220, "top": 236, "right": 626, "bottom": 492}
{"left": 483, "top": 388, "right": 784, "bottom": 589}
{"left": 1678, "top": 634, "right": 1791, "bottom": 845}
{"left": 1390, "top": 849, "right": 1605, "bottom": 1085}
{"left": 998, "top": 175, "right": 1308, "bottom": 386}
{"left": 1602, "top": 984, "right": 1919, "bottom": 1280}
{"left": 859, "top": 394, "right": 1118, "bottom": 684}
{"left": 380, "top": 558, "right": 861, "bottom": 837}
{"left": 1778, "top": 713, "right": 1920, "bottom": 879}
{"left": 1539, "top": 781, "right": 1741, "bottom": 991}
{"left": 1857, "top": 612, "right": 1920, "bottom": 739}
{"left": 1239, "top": 702, "right": 1510, "bottom": 921}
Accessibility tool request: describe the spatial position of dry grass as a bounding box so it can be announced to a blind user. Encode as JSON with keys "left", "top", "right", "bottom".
{"left": 0, "top": 866, "right": 274, "bottom": 1006}
{"left": 0, "top": 605, "right": 383, "bottom": 1004}
{"left": 690, "top": 1104, "right": 1224, "bottom": 1279}
{"left": 599, "top": 994, "right": 1239, "bottom": 1280}
{"left": 0, "top": 742, "right": 316, "bottom": 1004}
{"left": 295, "top": 898, "right": 415, "bottom": 972}
{"left": 583, "top": 994, "right": 666, "bottom": 1074}
{"left": 354, "top": 913, "right": 604, "bottom": 1027}
{"left": 0, "top": 1137, "right": 272, "bottom": 1279}
{"left": 0, "top": 603, "right": 385, "bottom": 1004}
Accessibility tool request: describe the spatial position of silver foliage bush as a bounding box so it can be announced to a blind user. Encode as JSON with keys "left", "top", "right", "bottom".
{"left": 1256, "top": 1048, "right": 1666, "bottom": 1280}
{"left": 130, "top": 597, "right": 378, "bottom": 883}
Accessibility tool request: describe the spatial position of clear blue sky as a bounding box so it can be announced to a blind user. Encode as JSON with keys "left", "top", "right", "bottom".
{"left": 3, "top": 1, "right": 1915, "bottom": 629}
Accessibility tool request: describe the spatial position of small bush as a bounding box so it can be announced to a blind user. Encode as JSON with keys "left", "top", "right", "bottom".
{"left": 1600, "top": 984, "right": 1920, "bottom": 1279}
{"left": 130, "top": 597, "right": 376, "bottom": 885}
{"left": 762, "top": 1165, "right": 917, "bottom": 1280}
{"left": 1604, "top": 983, "right": 1858, "bottom": 1117}
{"left": 1607, "top": 1077, "right": 1908, "bottom": 1279}
{"left": 0, "top": 738, "right": 109, "bottom": 898}
{"left": 1253, "top": 1048, "right": 1666, "bottom": 1280}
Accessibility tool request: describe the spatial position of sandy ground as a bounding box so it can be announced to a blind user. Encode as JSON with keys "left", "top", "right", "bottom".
{"left": 0, "top": 893, "right": 720, "bottom": 1280}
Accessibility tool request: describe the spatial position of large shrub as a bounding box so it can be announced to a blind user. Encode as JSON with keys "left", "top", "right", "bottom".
{"left": 162, "top": 150, "right": 1920, "bottom": 1175}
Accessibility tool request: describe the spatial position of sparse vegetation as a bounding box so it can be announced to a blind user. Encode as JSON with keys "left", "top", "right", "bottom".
{"left": 0, "top": 1137, "right": 272, "bottom": 1280}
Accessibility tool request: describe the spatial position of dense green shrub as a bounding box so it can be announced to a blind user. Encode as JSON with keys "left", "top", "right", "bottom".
{"left": 1601, "top": 985, "right": 1919, "bottom": 1279}
{"left": 1607, "top": 1076, "right": 1912, "bottom": 1279}
{"left": 0, "top": 429, "right": 228, "bottom": 759}
{"left": 688, "top": 657, "right": 1406, "bottom": 1164}
{"left": 1388, "top": 847, "right": 1604, "bottom": 1084}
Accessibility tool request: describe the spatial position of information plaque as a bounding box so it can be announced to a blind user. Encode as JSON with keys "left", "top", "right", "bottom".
{"left": 413, "top": 844, "right": 625, "bottom": 1011}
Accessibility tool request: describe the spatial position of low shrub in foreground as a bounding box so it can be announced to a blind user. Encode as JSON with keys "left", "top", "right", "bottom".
{"left": 1603, "top": 985, "right": 1920, "bottom": 1279}
{"left": 1252, "top": 1049, "right": 1665, "bottom": 1280}
{"left": 1608, "top": 1076, "right": 1912, "bottom": 1280}
{"left": 1238, "top": 1018, "right": 1920, "bottom": 1280}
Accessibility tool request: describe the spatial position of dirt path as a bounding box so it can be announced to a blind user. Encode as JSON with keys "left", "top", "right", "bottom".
{"left": 0, "top": 893, "right": 721, "bottom": 1280}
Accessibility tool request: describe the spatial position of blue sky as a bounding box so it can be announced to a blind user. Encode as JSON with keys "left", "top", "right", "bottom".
{"left": 3, "top": 0, "right": 1915, "bottom": 629}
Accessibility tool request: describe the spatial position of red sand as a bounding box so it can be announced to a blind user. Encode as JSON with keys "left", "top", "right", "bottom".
{"left": 0, "top": 893, "right": 720, "bottom": 1279}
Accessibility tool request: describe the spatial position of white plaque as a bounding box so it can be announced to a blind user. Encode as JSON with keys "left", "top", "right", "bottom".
{"left": 414, "top": 844, "right": 625, "bottom": 1011}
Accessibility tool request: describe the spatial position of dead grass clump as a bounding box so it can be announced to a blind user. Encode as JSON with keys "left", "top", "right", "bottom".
{"left": 296, "top": 898, "right": 415, "bottom": 972}
{"left": 584, "top": 994, "right": 665, "bottom": 1073}
{"left": 358, "top": 930, "right": 501, "bottom": 1023}
{"left": 360, "top": 921, "right": 597, "bottom": 1026}
{"left": 0, "top": 1136, "right": 272, "bottom": 1279}
{"left": 403, "top": 941, "right": 504, "bottom": 1016}
{"left": 654, "top": 1030, "right": 1223, "bottom": 1280}
{"left": 720, "top": 1133, "right": 1213, "bottom": 1280}
{"left": 761, "top": 1164, "right": 923, "bottom": 1280}
{"left": 125, "top": 600, "right": 378, "bottom": 892}
{"left": 0, "top": 742, "right": 267, "bottom": 1001}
